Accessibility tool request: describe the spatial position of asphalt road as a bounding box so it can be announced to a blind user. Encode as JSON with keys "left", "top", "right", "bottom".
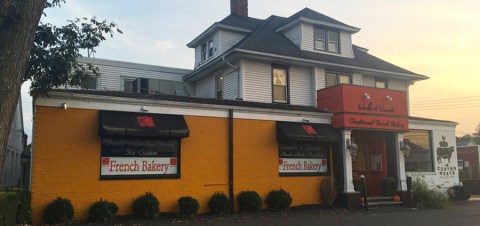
{"left": 85, "top": 199, "right": 480, "bottom": 226}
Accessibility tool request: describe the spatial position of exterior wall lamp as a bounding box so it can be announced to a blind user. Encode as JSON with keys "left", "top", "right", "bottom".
{"left": 399, "top": 140, "right": 411, "bottom": 157}
{"left": 386, "top": 95, "right": 393, "bottom": 101}
{"left": 363, "top": 93, "right": 370, "bottom": 99}
{"left": 346, "top": 138, "right": 358, "bottom": 157}
{"left": 62, "top": 103, "right": 67, "bottom": 109}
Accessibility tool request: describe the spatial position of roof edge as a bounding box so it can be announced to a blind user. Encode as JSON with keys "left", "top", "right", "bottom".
{"left": 276, "top": 16, "right": 361, "bottom": 33}
{"left": 187, "top": 23, "right": 252, "bottom": 48}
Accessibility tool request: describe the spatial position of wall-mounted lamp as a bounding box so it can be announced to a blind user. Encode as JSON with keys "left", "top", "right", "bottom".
{"left": 346, "top": 138, "right": 358, "bottom": 157}
{"left": 141, "top": 106, "right": 149, "bottom": 112}
{"left": 62, "top": 103, "right": 67, "bottom": 110}
{"left": 364, "top": 93, "right": 371, "bottom": 99}
{"left": 386, "top": 96, "right": 393, "bottom": 101}
{"left": 302, "top": 118, "right": 310, "bottom": 123}
{"left": 399, "top": 140, "right": 411, "bottom": 157}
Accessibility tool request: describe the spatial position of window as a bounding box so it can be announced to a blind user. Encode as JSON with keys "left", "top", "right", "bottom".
{"left": 314, "top": 28, "right": 339, "bottom": 53}
{"left": 200, "top": 39, "right": 214, "bottom": 62}
{"left": 375, "top": 79, "right": 388, "bottom": 89}
{"left": 325, "top": 72, "right": 351, "bottom": 88}
{"left": 215, "top": 75, "right": 223, "bottom": 99}
{"left": 139, "top": 78, "right": 149, "bottom": 94}
{"left": 404, "top": 130, "right": 434, "bottom": 172}
{"left": 272, "top": 66, "right": 288, "bottom": 103}
{"left": 124, "top": 78, "right": 137, "bottom": 92}
{"left": 278, "top": 141, "right": 329, "bottom": 176}
{"left": 80, "top": 76, "right": 97, "bottom": 90}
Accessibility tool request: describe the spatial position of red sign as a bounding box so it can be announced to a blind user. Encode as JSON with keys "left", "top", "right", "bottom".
{"left": 333, "top": 113, "right": 408, "bottom": 131}
{"left": 137, "top": 116, "right": 155, "bottom": 127}
{"left": 302, "top": 125, "right": 318, "bottom": 135}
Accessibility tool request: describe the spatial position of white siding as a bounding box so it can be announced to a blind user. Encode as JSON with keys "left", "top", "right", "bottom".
{"left": 243, "top": 59, "right": 272, "bottom": 103}
{"left": 219, "top": 30, "right": 246, "bottom": 53}
{"left": 389, "top": 79, "right": 407, "bottom": 91}
{"left": 314, "top": 67, "right": 326, "bottom": 91}
{"left": 352, "top": 73, "right": 362, "bottom": 85}
{"left": 223, "top": 62, "right": 239, "bottom": 100}
{"left": 362, "top": 75, "right": 375, "bottom": 87}
{"left": 195, "top": 75, "right": 215, "bottom": 98}
{"left": 290, "top": 66, "right": 314, "bottom": 106}
{"left": 284, "top": 24, "right": 302, "bottom": 47}
{"left": 300, "top": 23, "right": 354, "bottom": 58}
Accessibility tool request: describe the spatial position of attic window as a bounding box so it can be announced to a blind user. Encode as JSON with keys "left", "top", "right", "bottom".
{"left": 314, "top": 28, "right": 339, "bottom": 53}
{"left": 201, "top": 39, "right": 214, "bottom": 62}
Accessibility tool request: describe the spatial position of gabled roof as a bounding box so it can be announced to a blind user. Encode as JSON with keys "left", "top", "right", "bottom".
{"left": 456, "top": 138, "right": 478, "bottom": 147}
{"left": 185, "top": 11, "right": 428, "bottom": 81}
{"left": 187, "top": 14, "right": 263, "bottom": 47}
{"left": 276, "top": 8, "right": 360, "bottom": 33}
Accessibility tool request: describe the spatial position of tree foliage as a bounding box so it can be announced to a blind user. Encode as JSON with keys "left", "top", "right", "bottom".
{"left": 27, "top": 16, "right": 122, "bottom": 97}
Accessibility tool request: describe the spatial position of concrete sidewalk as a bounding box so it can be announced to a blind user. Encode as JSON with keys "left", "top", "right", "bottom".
{"left": 83, "top": 200, "right": 480, "bottom": 226}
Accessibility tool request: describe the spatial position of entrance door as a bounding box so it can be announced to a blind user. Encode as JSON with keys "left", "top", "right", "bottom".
{"left": 352, "top": 131, "right": 388, "bottom": 196}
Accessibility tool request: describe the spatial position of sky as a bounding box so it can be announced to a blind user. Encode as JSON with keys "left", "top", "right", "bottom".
{"left": 21, "top": 0, "right": 480, "bottom": 142}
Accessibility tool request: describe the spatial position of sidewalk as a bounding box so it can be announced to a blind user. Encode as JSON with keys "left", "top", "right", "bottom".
{"left": 82, "top": 200, "right": 480, "bottom": 226}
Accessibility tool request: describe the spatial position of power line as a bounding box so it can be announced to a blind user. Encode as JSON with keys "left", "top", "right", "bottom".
{"left": 411, "top": 98, "right": 480, "bottom": 106}
{"left": 411, "top": 102, "right": 480, "bottom": 108}
{"left": 411, "top": 105, "right": 480, "bottom": 110}
{"left": 411, "top": 95, "right": 480, "bottom": 103}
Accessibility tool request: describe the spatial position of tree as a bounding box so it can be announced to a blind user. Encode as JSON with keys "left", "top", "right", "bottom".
{"left": 474, "top": 123, "right": 480, "bottom": 138}
{"left": 0, "top": 0, "right": 120, "bottom": 176}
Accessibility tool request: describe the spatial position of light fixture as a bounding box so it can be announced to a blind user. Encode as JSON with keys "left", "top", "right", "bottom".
{"left": 346, "top": 138, "right": 358, "bottom": 157}
{"left": 364, "top": 93, "right": 371, "bottom": 99}
{"left": 62, "top": 103, "right": 67, "bottom": 110}
{"left": 141, "top": 106, "right": 149, "bottom": 112}
{"left": 399, "top": 140, "right": 411, "bottom": 157}
{"left": 302, "top": 118, "right": 310, "bottom": 123}
{"left": 386, "top": 96, "right": 393, "bottom": 101}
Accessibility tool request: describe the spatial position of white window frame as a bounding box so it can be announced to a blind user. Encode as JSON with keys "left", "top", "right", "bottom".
{"left": 314, "top": 27, "right": 339, "bottom": 53}
{"left": 215, "top": 75, "right": 223, "bottom": 99}
{"left": 325, "top": 72, "right": 351, "bottom": 88}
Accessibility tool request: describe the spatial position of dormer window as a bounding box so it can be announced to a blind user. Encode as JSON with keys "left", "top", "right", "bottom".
{"left": 314, "top": 28, "right": 339, "bottom": 53}
{"left": 201, "top": 39, "right": 214, "bottom": 62}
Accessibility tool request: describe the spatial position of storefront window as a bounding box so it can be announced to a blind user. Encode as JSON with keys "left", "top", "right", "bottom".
{"left": 403, "top": 130, "right": 434, "bottom": 172}
{"left": 278, "top": 141, "right": 329, "bottom": 176}
{"left": 100, "top": 138, "right": 180, "bottom": 180}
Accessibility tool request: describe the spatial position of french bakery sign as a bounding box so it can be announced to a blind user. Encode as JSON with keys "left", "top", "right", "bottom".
{"left": 101, "top": 157, "right": 177, "bottom": 176}
{"left": 278, "top": 142, "right": 328, "bottom": 175}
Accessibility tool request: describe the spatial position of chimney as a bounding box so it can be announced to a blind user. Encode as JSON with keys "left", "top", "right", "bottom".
{"left": 230, "top": 0, "right": 248, "bottom": 17}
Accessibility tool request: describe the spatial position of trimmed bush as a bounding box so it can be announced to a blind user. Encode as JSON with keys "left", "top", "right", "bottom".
{"left": 88, "top": 199, "right": 119, "bottom": 223}
{"left": 0, "top": 192, "right": 20, "bottom": 226}
{"left": 237, "top": 191, "right": 262, "bottom": 213}
{"left": 265, "top": 189, "right": 292, "bottom": 211}
{"left": 208, "top": 192, "right": 231, "bottom": 214}
{"left": 43, "top": 197, "right": 74, "bottom": 224}
{"left": 178, "top": 196, "right": 199, "bottom": 217}
{"left": 412, "top": 177, "right": 450, "bottom": 209}
{"left": 449, "top": 186, "right": 471, "bottom": 200}
{"left": 132, "top": 192, "right": 159, "bottom": 220}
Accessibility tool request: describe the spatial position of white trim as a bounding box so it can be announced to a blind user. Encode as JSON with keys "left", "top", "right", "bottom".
{"left": 36, "top": 91, "right": 333, "bottom": 123}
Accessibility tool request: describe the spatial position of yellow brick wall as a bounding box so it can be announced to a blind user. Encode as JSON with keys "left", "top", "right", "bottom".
{"left": 32, "top": 106, "right": 327, "bottom": 223}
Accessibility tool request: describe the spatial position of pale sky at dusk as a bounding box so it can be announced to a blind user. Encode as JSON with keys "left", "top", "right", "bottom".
{"left": 21, "top": 0, "right": 480, "bottom": 142}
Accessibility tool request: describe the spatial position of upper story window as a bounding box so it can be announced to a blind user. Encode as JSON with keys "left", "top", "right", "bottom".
{"left": 272, "top": 66, "right": 289, "bottom": 103}
{"left": 375, "top": 79, "right": 388, "bottom": 89}
{"left": 201, "top": 39, "right": 214, "bottom": 62}
{"left": 215, "top": 75, "right": 223, "bottom": 99}
{"left": 124, "top": 78, "right": 138, "bottom": 92}
{"left": 80, "top": 75, "right": 98, "bottom": 90}
{"left": 123, "top": 78, "right": 177, "bottom": 95}
{"left": 325, "top": 72, "right": 351, "bottom": 88}
{"left": 314, "top": 28, "right": 339, "bottom": 53}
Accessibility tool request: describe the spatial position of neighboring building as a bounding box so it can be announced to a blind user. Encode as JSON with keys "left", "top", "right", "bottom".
{"left": 31, "top": 0, "right": 460, "bottom": 223}
{"left": 457, "top": 138, "right": 480, "bottom": 180}
{"left": 2, "top": 97, "right": 28, "bottom": 188}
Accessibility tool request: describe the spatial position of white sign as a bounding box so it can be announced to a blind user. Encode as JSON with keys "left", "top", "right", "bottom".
{"left": 101, "top": 157, "right": 177, "bottom": 176}
{"left": 279, "top": 158, "right": 328, "bottom": 173}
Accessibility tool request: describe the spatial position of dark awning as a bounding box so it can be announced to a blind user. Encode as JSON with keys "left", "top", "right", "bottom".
{"left": 276, "top": 121, "right": 340, "bottom": 142}
{"left": 99, "top": 110, "right": 189, "bottom": 138}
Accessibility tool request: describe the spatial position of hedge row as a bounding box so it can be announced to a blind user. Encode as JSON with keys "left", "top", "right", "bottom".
{"left": 0, "top": 189, "right": 31, "bottom": 226}
{"left": 42, "top": 189, "right": 293, "bottom": 223}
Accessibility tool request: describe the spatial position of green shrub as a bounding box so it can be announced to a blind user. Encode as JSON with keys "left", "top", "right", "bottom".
{"left": 88, "top": 199, "right": 119, "bottom": 223}
{"left": 43, "top": 197, "right": 74, "bottom": 224}
{"left": 15, "top": 190, "right": 31, "bottom": 224}
{"left": 0, "top": 192, "right": 20, "bottom": 226}
{"left": 178, "top": 196, "right": 199, "bottom": 217}
{"left": 208, "top": 192, "right": 231, "bottom": 214}
{"left": 449, "top": 186, "right": 471, "bottom": 200}
{"left": 265, "top": 189, "right": 292, "bottom": 211}
{"left": 412, "top": 177, "right": 450, "bottom": 209}
{"left": 132, "top": 192, "right": 159, "bottom": 220}
{"left": 237, "top": 191, "right": 262, "bottom": 213}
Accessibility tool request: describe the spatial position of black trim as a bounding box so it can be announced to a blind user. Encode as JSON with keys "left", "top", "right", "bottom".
{"left": 228, "top": 109, "right": 234, "bottom": 212}
{"left": 276, "top": 121, "right": 340, "bottom": 142}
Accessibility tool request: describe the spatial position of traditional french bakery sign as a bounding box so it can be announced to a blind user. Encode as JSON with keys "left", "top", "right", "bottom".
{"left": 332, "top": 114, "right": 409, "bottom": 131}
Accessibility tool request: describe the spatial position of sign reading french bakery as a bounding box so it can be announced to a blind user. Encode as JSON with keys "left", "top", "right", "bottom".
{"left": 278, "top": 142, "right": 328, "bottom": 175}
{"left": 100, "top": 138, "right": 180, "bottom": 179}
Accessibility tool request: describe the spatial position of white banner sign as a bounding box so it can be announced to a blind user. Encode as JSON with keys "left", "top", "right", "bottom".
{"left": 279, "top": 158, "right": 327, "bottom": 173}
{"left": 101, "top": 157, "right": 177, "bottom": 176}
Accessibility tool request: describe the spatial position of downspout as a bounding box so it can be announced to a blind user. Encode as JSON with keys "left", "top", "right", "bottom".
{"left": 228, "top": 109, "right": 234, "bottom": 212}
